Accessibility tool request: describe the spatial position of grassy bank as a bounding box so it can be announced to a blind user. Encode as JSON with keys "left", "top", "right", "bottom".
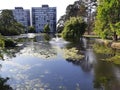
{"left": 93, "top": 39, "right": 120, "bottom": 65}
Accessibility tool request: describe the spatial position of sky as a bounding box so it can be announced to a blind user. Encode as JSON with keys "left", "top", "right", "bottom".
{"left": 0, "top": 0, "right": 76, "bottom": 20}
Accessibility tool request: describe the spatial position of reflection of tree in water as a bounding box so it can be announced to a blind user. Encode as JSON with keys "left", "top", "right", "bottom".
{"left": 66, "top": 39, "right": 85, "bottom": 51}
{"left": 0, "top": 47, "right": 21, "bottom": 61}
{"left": 0, "top": 53, "right": 3, "bottom": 60}
{"left": 0, "top": 64, "right": 13, "bottom": 90}
{"left": 43, "top": 34, "right": 51, "bottom": 41}
{"left": 93, "top": 58, "right": 120, "bottom": 90}
{"left": 66, "top": 51, "right": 94, "bottom": 72}
{"left": 65, "top": 38, "right": 95, "bottom": 72}
{"left": 64, "top": 47, "right": 94, "bottom": 72}
{"left": 80, "top": 55, "right": 93, "bottom": 72}
{"left": 0, "top": 77, "right": 13, "bottom": 90}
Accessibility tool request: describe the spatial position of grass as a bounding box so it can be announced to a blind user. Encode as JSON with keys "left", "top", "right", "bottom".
{"left": 106, "top": 55, "right": 120, "bottom": 65}
{"left": 93, "top": 43, "right": 120, "bottom": 65}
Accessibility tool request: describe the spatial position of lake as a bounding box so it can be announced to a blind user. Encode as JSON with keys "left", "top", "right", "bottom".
{"left": 0, "top": 33, "right": 120, "bottom": 90}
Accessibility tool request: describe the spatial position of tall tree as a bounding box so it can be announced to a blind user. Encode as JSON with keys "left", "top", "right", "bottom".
{"left": 85, "top": 0, "right": 97, "bottom": 34}
{"left": 94, "top": 0, "right": 120, "bottom": 41}
{"left": 57, "top": 0, "right": 87, "bottom": 33}
{"left": 0, "top": 10, "right": 25, "bottom": 36}
{"left": 28, "top": 26, "right": 36, "bottom": 33}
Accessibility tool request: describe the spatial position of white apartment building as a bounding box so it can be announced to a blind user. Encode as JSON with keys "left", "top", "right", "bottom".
{"left": 12, "top": 7, "right": 30, "bottom": 31}
{"left": 32, "top": 5, "right": 56, "bottom": 33}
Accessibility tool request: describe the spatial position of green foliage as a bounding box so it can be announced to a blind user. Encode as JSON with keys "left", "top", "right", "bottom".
{"left": 62, "top": 17, "right": 87, "bottom": 41}
{"left": 0, "top": 53, "right": 2, "bottom": 60}
{"left": 93, "top": 43, "right": 113, "bottom": 54}
{"left": 94, "top": 0, "right": 120, "bottom": 40}
{"left": 0, "top": 35, "right": 5, "bottom": 48}
{"left": 0, "top": 39, "right": 4, "bottom": 49}
{"left": 0, "top": 77, "right": 13, "bottom": 90}
{"left": 0, "top": 34, "right": 16, "bottom": 48}
{"left": 4, "top": 39, "right": 16, "bottom": 47}
{"left": 94, "top": 76, "right": 111, "bottom": 88}
{"left": 107, "top": 55, "right": 120, "bottom": 65}
{"left": 93, "top": 42, "right": 120, "bottom": 65}
{"left": 43, "top": 34, "right": 51, "bottom": 41}
{"left": 0, "top": 10, "right": 25, "bottom": 36}
{"left": 28, "top": 26, "right": 36, "bottom": 33}
{"left": 57, "top": 0, "right": 87, "bottom": 33}
{"left": 44, "top": 24, "right": 50, "bottom": 33}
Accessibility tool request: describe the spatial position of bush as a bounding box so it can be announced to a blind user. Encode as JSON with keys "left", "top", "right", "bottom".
{"left": 44, "top": 24, "right": 50, "bottom": 33}
{"left": 4, "top": 39, "right": 16, "bottom": 47}
{"left": 0, "top": 35, "right": 5, "bottom": 48}
{"left": 62, "top": 17, "right": 87, "bottom": 41}
{"left": 0, "top": 39, "right": 4, "bottom": 49}
{"left": 28, "top": 26, "right": 36, "bottom": 33}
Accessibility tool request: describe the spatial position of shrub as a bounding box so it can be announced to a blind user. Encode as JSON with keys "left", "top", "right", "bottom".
{"left": 0, "top": 39, "right": 4, "bottom": 49}
{"left": 62, "top": 17, "right": 87, "bottom": 41}
{"left": 4, "top": 39, "right": 16, "bottom": 47}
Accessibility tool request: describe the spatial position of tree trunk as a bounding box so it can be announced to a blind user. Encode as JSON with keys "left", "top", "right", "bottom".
{"left": 113, "top": 32, "right": 118, "bottom": 41}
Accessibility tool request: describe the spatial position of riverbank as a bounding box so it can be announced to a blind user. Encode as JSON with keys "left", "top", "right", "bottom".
{"left": 93, "top": 39, "right": 120, "bottom": 65}
{"left": 95, "top": 39, "right": 120, "bottom": 50}
{"left": 84, "top": 35, "right": 120, "bottom": 65}
{"left": 84, "top": 35, "right": 120, "bottom": 50}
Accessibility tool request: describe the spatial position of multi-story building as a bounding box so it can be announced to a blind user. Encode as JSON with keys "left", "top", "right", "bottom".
{"left": 32, "top": 5, "right": 56, "bottom": 33}
{"left": 12, "top": 7, "right": 30, "bottom": 31}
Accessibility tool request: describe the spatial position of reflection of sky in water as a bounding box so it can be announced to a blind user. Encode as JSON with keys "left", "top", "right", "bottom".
{"left": 0, "top": 56, "right": 51, "bottom": 89}
{"left": 0, "top": 53, "right": 94, "bottom": 90}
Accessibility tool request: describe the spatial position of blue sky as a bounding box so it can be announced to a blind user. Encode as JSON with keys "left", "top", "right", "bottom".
{"left": 0, "top": 0, "right": 76, "bottom": 20}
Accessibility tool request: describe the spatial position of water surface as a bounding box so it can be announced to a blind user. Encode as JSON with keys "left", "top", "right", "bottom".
{"left": 0, "top": 34, "right": 120, "bottom": 90}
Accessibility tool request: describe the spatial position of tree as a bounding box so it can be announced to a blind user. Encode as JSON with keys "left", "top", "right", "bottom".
{"left": 28, "top": 26, "right": 36, "bottom": 33}
{"left": 62, "top": 17, "right": 87, "bottom": 41}
{"left": 0, "top": 10, "right": 25, "bottom": 36}
{"left": 85, "top": 0, "right": 97, "bottom": 34}
{"left": 0, "top": 39, "right": 4, "bottom": 49}
{"left": 57, "top": 0, "right": 87, "bottom": 33}
{"left": 44, "top": 24, "right": 50, "bottom": 33}
{"left": 94, "top": 0, "right": 120, "bottom": 41}
{"left": 0, "top": 35, "right": 4, "bottom": 49}
{"left": 57, "top": 15, "right": 66, "bottom": 33}
{"left": 66, "top": 1, "right": 87, "bottom": 19}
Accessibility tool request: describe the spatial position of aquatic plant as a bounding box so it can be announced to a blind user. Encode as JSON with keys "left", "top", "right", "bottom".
{"left": 63, "top": 47, "right": 84, "bottom": 61}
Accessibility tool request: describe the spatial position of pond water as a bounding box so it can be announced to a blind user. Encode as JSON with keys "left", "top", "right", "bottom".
{"left": 0, "top": 34, "right": 120, "bottom": 90}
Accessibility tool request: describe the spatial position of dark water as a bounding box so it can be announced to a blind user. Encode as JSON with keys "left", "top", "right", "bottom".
{"left": 0, "top": 34, "right": 120, "bottom": 90}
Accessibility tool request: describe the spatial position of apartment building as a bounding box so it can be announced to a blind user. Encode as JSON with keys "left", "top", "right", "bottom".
{"left": 32, "top": 5, "right": 56, "bottom": 33}
{"left": 12, "top": 7, "right": 30, "bottom": 31}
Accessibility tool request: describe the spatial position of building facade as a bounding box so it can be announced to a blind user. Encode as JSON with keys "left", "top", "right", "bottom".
{"left": 32, "top": 5, "right": 56, "bottom": 33}
{"left": 12, "top": 7, "right": 30, "bottom": 31}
